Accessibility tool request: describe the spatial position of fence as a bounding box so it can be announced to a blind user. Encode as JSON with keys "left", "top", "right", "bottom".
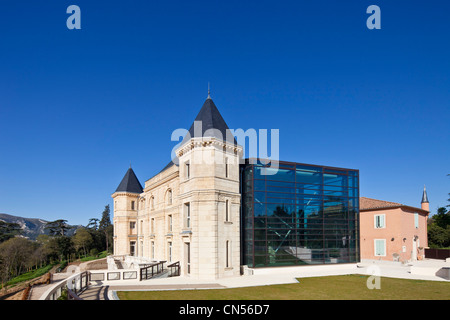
{"left": 425, "top": 248, "right": 450, "bottom": 260}
{"left": 168, "top": 261, "right": 180, "bottom": 277}
{"left": 40, "top": 260, "right": 179, "bottom": 300}
{"left": 40, "top": 271, "right": 89, "bottom": 300}
{"left": 140, "top": 261, "right": 166, "bottom": 280}
{"left": 90, "top": 269, "right": 139, "bottom": 281}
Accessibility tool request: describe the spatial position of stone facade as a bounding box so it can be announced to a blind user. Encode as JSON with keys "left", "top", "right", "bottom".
{"left": 112, "top": 98, "right": 243, "bottom": 280}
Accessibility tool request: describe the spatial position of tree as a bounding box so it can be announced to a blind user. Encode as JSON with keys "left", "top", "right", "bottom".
{"left": 428, "top": 206, "right": 450, "bottom": 248}
{"left": 447, "top": 174, "right": 450, "bottom": 207}
{"left": 433, "top": 207, "right": 450, "bottom": 229}
{"left": 0, "top": 221, "right": 22, "bottom": 243}
{"left": 0, "top": 237, "right": 35, "bottom": 286}
{"left": 98, "top": 205, "right": 112, "bottom": 253}
{"left": 428, "top": 223, "right": 449, "bottom": 248}
{"left": 86, "top": 218, "right": 99, "bottom": 230}
{"left": 45, "top": 219, "right": 72, "bottom": 237}
{"left": 55, "top": 236, "right": 74, "bottom": 262}
{"left": 72, "top": 228, "right": 93, "bottom": 257}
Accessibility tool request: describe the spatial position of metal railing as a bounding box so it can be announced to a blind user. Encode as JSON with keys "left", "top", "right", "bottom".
{"left": 140, "top": 261, "right": 166, "bottom": 280}
{"left": 167, "top": 261, "right": 181, "bottom": 277}
{"left": 40, "top": 271, "right": 89, "bottom": 300}
{"left": 40, "top": 260, "right": 173, "bottom": 299}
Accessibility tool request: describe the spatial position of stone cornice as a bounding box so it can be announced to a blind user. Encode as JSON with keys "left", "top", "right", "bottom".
{"left": 111, "top": 191, "right": 142, "bottom": 198}
{"left": 176, "top": 137, "right": 243, "bottom": 157}
{"left": 144, "top": 170, "right": 179, "bottom": 192}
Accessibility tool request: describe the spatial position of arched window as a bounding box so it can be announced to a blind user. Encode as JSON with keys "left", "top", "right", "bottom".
{"left": 150, "top": 196, "right": 155, "bottom": 210}
{"left": 167, "top": 189, "right": 172, "bottom": 205}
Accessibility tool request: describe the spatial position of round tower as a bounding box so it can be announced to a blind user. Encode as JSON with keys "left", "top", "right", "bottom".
{"left": 421, "top": 185, "right": 429, "bottom": 212}
{"left": 112, "top": 166, "right": 143, "bottom": 256}
{"left": 175, "top": 94, "right": 243, "bottom": 279}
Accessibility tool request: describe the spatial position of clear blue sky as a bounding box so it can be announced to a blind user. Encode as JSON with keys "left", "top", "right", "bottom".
{"left": 0, "top": 1, "right": 449, "bottom": 226}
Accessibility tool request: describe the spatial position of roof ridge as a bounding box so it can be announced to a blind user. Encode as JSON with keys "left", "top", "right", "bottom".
{"left": 360, "top": 196, "right": 403, "bottom": 206}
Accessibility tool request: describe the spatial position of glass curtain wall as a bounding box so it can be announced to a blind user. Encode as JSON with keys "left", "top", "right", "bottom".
{"left": 241, "top": 160, "right": 359, "bottom": 267}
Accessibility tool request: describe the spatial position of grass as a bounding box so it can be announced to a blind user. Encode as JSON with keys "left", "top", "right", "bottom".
{"left": 117, "top": 275, "right": 450, "bottom": 300}
{"left": 2, "top": 263, "right": 56, "bottom": 288}
{"left": 79, "top": 250, "right": 109, "bottom": 262}
{"left": 1, "top": 251, "right": 109, "bottom": 289}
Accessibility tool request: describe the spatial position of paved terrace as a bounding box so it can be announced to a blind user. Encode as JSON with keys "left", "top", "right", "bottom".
{"left": 35, "top": 259, "right": 450, "bottom": 300}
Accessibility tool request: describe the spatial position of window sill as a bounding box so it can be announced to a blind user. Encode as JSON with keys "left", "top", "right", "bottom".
{"left": 181, "top": 230, "right": 192, "bottom": 236}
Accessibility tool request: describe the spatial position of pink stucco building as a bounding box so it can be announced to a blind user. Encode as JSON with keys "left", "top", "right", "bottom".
{"left": 359, "top": 187, "right": 430, "bottom": 262}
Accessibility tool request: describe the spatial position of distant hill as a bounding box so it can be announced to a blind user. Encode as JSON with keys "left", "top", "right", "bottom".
{"left": 0, "top": 213, "right": 81, "bottom": 240}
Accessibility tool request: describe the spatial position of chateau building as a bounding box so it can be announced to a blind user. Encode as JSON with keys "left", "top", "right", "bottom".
{"left": 113, "top": 96, "right": 242, "bottom": 279}
{"left": 112, "top": 94, "right": 361, "bottom": 279}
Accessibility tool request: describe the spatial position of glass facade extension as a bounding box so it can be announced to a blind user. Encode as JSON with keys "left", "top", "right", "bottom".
{"left": 241, "top": 160, "right": 360, "bottom": 267}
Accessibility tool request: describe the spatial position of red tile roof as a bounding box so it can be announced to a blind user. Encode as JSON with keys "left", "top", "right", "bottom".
{"left": 360, "top": 197, "right": 428, "bottom": 214}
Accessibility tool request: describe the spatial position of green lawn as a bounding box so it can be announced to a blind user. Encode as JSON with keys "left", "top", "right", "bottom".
{"left": 117, "top": 275, "right": 450, "bottom": 300}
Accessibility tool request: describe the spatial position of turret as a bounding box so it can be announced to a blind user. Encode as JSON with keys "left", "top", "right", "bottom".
{"left": 112, "top": 166, "right": 143, "bottom": 256}
{"left": 421, "top": 185, "right": 429, "bottom": 212}
{"left": 175, "top": 93, "right": 243, "bottom": 279}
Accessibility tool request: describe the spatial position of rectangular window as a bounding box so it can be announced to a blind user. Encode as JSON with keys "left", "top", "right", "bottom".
{"left": 130, "top": 241, "right": 136, "bottom": 256}
{"left": 225, "top": 200, "right": 230, "bottom": 222}
{"left": 185, "top": 161, "right": 190, "bottom": 179}
{"left": 226, "top": 240, "right": 231, "bottom": 268}
{"left": 168, "top": 242, "right": 172, "bottom": 262}
{"left": 131, "top": 201, "right": 135, "bottom": 210}
{"left": 151, "top": 241, "right": 155, "bottom": 259}
{"left": 414, "top": 213, "right": 419, "bottom": 228}
{"left": 168, "top": 214, "right": 173, "bottom": 232}
{"left": 225, "top": 158, "right": 229, "bottom": 178}
{"left": 374, "top": 239, "right": 386, "bottom": 256}
{"left": 130, "top": 221, "right": 136, "bottom": 230}
{"left": 184, "top": 202, "right": 191, "bottom": 228}
{"left": 151, "top": 218, "right": 155, "bottom": 234}
{"left": 374, "top": 214, "right": 385, "bottom": 229}
{"left": 185, "top": 243, "right": 191, "bottom": 274}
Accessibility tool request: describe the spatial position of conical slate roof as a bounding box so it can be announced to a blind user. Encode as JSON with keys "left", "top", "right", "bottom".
{"left": 180, "top": 97, "right": 237, "bottom": 146}
{"left": 115, "top": 167, "right": 143, "bottom": 194}
{"left": 421, "top": 186, "right": 429, "bottom": 203}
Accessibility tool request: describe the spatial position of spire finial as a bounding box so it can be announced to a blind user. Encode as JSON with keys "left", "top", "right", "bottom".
{"left": 207, "top": 82, "right": 211, "bottom": 99}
